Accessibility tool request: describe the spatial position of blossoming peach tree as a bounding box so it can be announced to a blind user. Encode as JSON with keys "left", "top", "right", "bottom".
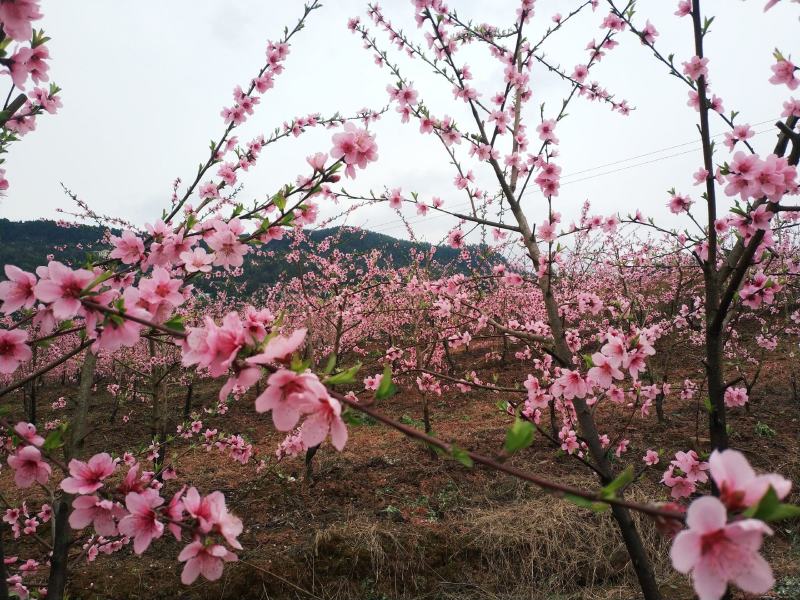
{"left": 0, "top": 1, "right": 799, "bottom": 600}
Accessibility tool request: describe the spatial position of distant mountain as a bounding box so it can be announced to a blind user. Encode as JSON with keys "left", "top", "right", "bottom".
{"left": 0, "top": 219, "right": 498, "bottom": 294}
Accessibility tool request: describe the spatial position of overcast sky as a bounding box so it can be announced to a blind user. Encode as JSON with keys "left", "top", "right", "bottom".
{"left": 1, "top": 0, "right": 796, "bottom": 246}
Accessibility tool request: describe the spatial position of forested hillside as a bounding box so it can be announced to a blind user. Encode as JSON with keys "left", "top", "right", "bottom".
{"left": 0, "top": 219, "right": 495, "bottom": 293}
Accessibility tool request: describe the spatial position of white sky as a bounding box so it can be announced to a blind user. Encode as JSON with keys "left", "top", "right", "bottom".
{"left": 1, "top": 0, "right": 797, "bottom": 246}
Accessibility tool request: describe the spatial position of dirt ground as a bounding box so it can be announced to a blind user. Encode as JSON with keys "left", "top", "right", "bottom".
{"left": 4, "top": 344, "right": 800, "bottom": 600}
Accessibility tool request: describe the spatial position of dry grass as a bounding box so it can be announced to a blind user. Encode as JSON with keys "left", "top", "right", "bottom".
{"left": 301, "top": 475, "right": 692, "bottom": 600}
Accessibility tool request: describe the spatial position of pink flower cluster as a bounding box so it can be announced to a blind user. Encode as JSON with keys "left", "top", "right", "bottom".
{"left": 330, "top": 122, "right": 379, "bottom": 179}
{"left": 6, "top": 436, "right": 246, "bottom": 586}
{"left": 723, "top": 151, "right": 798, "bottom": 203}
{"left": 220, "top": 42, "right": 289, "bottom": 128}
{"left": 181, "top": 315, "right": 349, "bottom": 452}
{"left": 671, "top": 450, "right": 792, "bottom": 600}
{"left": 739, "top": 271, "right": 781, "bottom": 309}
{"left": 661, "top": 450, "right": 709, "bottom": 499}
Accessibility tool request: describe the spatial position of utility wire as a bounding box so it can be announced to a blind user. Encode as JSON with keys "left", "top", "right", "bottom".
{"left": 356, "top": 118, "right": 781, "bottom": 235}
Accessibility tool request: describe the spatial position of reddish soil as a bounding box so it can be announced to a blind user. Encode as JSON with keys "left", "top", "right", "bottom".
{"left": 4, "top": 343, "right": 800, "bottom": 599}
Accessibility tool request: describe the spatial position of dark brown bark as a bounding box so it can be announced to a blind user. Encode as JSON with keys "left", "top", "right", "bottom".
{"left": 45, "top": 499, "right": 71, "bottom": 600}
{"left": 0, "top": 524, "right": 8, "bottom": 600}
{"left": 149, "top": 340, "right": 168, "bottom": 472}
{"left": 70, "top": 351, "right": 97, "bottom": 453}
{"left": 47, "top": 351, "right": 95, "bottom": 599}
{"left": 183, "top": 382, "right": 194, "bottom": 419}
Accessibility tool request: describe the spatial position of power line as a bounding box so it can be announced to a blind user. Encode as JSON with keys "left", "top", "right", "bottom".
{"left": 561, "top": 128, "right": 772, "bottom": 186}
{"left": 560, "top": 117, "right": 778, "bottom": 179}
{"left": 356, "top": 118, "right": 781, "bottom": 235}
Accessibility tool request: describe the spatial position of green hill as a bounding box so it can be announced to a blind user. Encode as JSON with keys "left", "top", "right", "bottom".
{"left": 0, "top": 219, "right": 497, "bottom": 294}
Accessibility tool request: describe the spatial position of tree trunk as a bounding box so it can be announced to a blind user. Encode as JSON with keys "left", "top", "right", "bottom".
{"left": 27, "top": 376, "right": 37, "bottom": 426}
{"left": 442, "top": 339, "right": 456, "bottom": 374}
{"left": 45, "top": 498, "right": 71, "bottom": 600}
{"left": 507, "top": 199, "right": 663, "bottom": 600}
{"left": 47, "top": 351, "right": 96, "bottom": 600}
{"left": 149, "top": 340, "right": 168, "bottom": 471}
{"left": 25, "top": 345, "right": 38, "bottom": 425}
{"left": 706, "top": 330, "right": 728, "bottom": 452}
{"left": 0, "top": 525, "right": 9, "bottom": 600}
{"left": 610, "top": 503, "right": 662, "bottom": 599}
{"left": 572, "top": 397, "right": 662, "bottom": 600}
{"left": 183, "top": 382, "right": 194, "bottom": 419}
{"left": 305, "top": 444, "right": 320, "bottom": 481}
{"left": 70, "top": 351, "right": 97, "bottom": 452}
{"left": 655, "top": 391, "right": 665, "bottom": 424}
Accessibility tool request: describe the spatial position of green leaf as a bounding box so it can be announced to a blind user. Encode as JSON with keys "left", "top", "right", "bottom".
{"left": 399, "top": 414, "right": 425, "bottom": 428}
{"left": 342, "top": 408, "right": 375, "bottom": 426}
{"left": 289, "top": 356, "right": 311, "bottom": 374}
{"left": 702, "top": 15, "right": 715, "bottom": 35}
{"left": 600, "top": 466, "right": 634, "bottom": 499}
{"left": 424, "top": 440, "right": 448, "bottom": 457}
{"left": 703, "top": 396, "right": 714, "bottom": 414}
{"left": 325, "top": 362, "right": 362, "bottom": 385}
{"left": 744, "top": 486, "right": 800, "bottom": 522}
{"left": 80, "top": 270, "right": 114, "bottom": 295}
{"left": 323, "top": 353, "right": 337, "bottom": 375}
{"left": 450, "top": 445, "right": 473, "bottom": 468}
{"left": 42, "top": 424, "right": 67, "bottom": 451}
{"left": 375, "top": 364, "right": 398, "bottom": 401}
{"left": 164, "top": 314, "right": 185, "bottom": 334}
{"left": 564, "top": 493, "right": 609, "bottom": 513}
{"left": 274, "top": 193, "right": 286, "bottom": 211}
{"left": 504, "top": 418, "right": 535, "bottom": 453}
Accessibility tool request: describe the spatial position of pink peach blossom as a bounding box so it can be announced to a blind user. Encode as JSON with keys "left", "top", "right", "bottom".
{"left": 330, "top": 123, "right": 378, "bottom": 178}
{"left": 178, "top": 540, "right": 237, "bottom": 584}
{"left": 180, "top": 248, "right": 214, "bottom": 273}
{"left": 246, "top": 328, "right": 307, "bottom": 366}
{"left": 118, "top": 489, "right": 165, "bottom": 554}
{"left": 255, "top": 368, "right": 327, "bottom": 430}
{"left": 769, "top": 58, "right": 799, "bottom": 90}
{"left": 709, "top": 449, "right": 791, "bottom": 511}
{"left": 33, "top": 261, "right": 94, "bottom": 319}
{"left": 643, "top": 450, "right": 660, "bottom": 465}
{"left": 7, "top": 446, "right": 50, "bottom": 488}
{"left": 299, "top": 394, "right": 348, "bottom": 451}
{"left": 671, "top": 496, "right": 773, "bottom": 600}
{"left": 109, "top": 231, "right": 145, "bottom": 265}
{"left": 0, "top": 0, "right": 42, "bottom": 41}
{"left": 0, "top": 328, "right": 32, "bottom": 374}
{"left": 14, "top": 422, "right": 43, "bottom": 447}
{"left": 0, "top": 265, "right": 37, "bottom": 313}
{"left": 60, "top": 453, "right": 116, "bottom": 495}
{"left": 69, "top": 496, "right": 125, "bottom": 536}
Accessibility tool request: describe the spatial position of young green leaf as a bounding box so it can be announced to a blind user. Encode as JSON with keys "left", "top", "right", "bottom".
{"left": 323, "top": 353, "right": 337, "bottom": 375}
{"left": 600, "top": 466, "right": 635, "bottom": 499}
{"left": 450, "top": 445, "right": 474, "bottom": 468}
{"left": 564, "top": 493, "right": 610, "bottom": 513}
{"left": 42, "top": 425, "right": 67, "bottom": 451}
{"left": 504, "top": 418, "right": 535, "bottom": 453}
{"left": 289, "top": 356, "right": 311, "bottom": 373}
{"left": 375, "top": 364, "right": 398, "bottom": 400}
{"left": 743, "top": 486, "right": 800, "bottom": 522}
{"left": 164, "top": 314, "right": 185, "bottom": 333}
{"left": 325, "top": 362, "right": 362, "bottom": 385}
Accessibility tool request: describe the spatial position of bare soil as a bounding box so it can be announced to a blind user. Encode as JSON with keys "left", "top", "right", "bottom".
{"left": 5, "top": 345, "right": 800, "bottom": 600}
